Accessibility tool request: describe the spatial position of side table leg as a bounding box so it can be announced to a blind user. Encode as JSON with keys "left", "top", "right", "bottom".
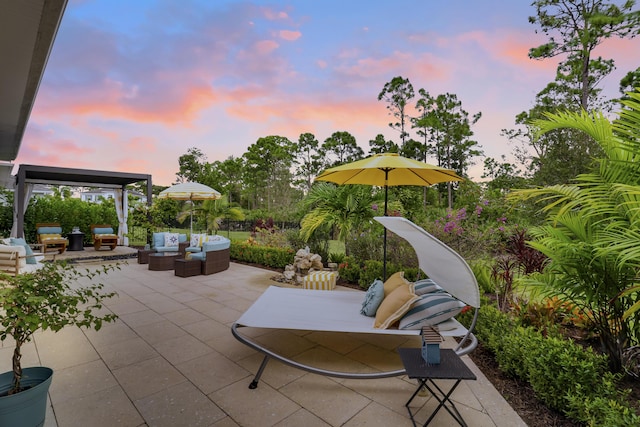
{"left": 422, "top": 379, "right": 467, "bottom": 426}
{"left": 405, "top": 379, "right": 428, "bottom": 427}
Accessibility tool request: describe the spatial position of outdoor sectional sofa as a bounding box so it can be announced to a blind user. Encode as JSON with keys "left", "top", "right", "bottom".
{"left": 151, "top": 232, "right": 188, "bottom": 255}
{"left": 188, "top": 235, "right": 231, "bottom": 275}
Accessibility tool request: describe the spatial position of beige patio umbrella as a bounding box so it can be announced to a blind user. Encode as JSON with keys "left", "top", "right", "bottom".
{"left": 158, "top": 182, "right": 221, "bottom": 234}
{"left": 315, "top": 152, "right": 463, "bottom": 279}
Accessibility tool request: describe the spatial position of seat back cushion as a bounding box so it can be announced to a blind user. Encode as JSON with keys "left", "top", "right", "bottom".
{"left": 93, "top": 227, "right": 114, "bottom": 235}
{"left": 10, "top": 237, "right": 36, "bottom": 264}
{"left": 37, "top": 226, "right": 62, "bottom": 234}
{"left": 152, "top": 232, "right": 166, "bottom": 249}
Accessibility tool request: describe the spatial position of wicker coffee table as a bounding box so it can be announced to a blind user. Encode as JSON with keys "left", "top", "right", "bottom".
{"left": 148, "top": 252, "right": 181, "bottom": 271}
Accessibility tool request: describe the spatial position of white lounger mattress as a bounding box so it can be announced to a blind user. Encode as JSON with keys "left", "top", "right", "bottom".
{"left": 235, "top": 286, "right": 467, "bottom": 337}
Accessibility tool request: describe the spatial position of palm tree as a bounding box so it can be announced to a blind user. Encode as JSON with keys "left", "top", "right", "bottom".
{"left": 202, "top": 197, "right": 244, "bottom": 234}
{"left": 300, "top": 182, "right": 383, "bottom": 254}
{"left": 509, "top": 91, "right": 640, "bottom": 372}
{"left": 178, "top": 196, "right": 244, "bottom": 235}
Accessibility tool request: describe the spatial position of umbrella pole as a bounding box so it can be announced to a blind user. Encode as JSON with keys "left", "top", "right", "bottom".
{"left": 383, "top": 170, "right": 389, "bottom": 281}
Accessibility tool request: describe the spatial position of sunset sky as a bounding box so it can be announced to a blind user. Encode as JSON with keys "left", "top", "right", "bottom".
{"left": 15, "top": 0, "right": 640, "bottom": 186}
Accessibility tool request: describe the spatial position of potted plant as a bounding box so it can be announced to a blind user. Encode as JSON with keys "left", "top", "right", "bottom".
{"left": 0, "top": 261, "right": 118, "bottom": 427}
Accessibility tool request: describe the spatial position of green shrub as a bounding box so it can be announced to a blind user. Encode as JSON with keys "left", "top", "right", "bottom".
{"left": 359, "top": 260, "right": 383, "bottom": 288}
{"left": 566, "top": 387, "right": 640, "bottom": 426}
{"left": 475, "top": 305, "right": 639, "bottom": 425}
{"left": 338, "top": 256, "right": 361, "bottom": 284}
{"left": 328, "top": 252, "right": 345, "bottom": 264}
{"left": 229, "top": 241, "right": 294, "bottom": 269}
{"left": 469, "top": 259, "right": 495, "bottom": 294}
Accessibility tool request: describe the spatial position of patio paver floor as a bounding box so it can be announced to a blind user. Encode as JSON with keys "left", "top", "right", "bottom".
{"left": 0, "top": 251, "right": 527, "bottom": 427}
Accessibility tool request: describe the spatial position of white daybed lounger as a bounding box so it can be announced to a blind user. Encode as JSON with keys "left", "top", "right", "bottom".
{"left": 231, "top": 216, "right": 480, "bottom": 388}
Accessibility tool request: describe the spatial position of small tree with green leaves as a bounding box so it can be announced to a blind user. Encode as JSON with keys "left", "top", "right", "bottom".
{"left": 0, "top": 262, "right": 118, "bottom": 394}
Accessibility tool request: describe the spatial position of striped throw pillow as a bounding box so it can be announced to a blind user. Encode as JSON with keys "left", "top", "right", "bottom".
{"left": 398, "top": 292, "right": 466, "bottom": 330}
{"left": 413, "top": 278, "right": 444, "bottom": 295}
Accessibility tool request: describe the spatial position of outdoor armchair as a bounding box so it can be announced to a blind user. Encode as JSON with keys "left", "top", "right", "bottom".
{"left": 91, "top": 224, "right": 118, "bottom": 251}
{"left": 35, "top": 223, "right": 67, "bottom": 254}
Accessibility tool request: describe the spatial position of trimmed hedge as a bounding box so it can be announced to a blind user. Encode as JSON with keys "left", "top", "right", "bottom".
{"left": 338, "top": 256, "right": 421, "bottom": 289}
{"left": 229, "top": 241, "right": 294, "bottom": 269}
{"left": 473, "top": 305, "right": 639, "bottom": 426}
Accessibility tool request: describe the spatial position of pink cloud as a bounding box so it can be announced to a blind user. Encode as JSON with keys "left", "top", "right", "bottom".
{"left": 262, "top": 8, "right": 288, "bottom": 20}
{"left": 16, "top": 127, "right": 94, "bottom": 168}
{"left": 254, "top": 40, "right": 280, "bottom": 55}
{"left": 279, "top": 30, "right": 301, "bottom": 41}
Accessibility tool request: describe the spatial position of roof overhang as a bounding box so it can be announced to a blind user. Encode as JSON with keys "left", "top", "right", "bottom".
{"left": 0, "top": 0, "right": 68, "bottom": 162}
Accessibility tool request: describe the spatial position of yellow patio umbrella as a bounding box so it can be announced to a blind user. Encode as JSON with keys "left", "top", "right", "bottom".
{"left": 315, "top": 152, "right": 463, "bottom": 279}
{"left": 158, "top": 182, "right": 222, "bottom": 234}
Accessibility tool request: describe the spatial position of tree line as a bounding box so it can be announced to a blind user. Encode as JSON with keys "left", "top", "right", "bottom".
{"left": 143, "top": 1, "right": 640, "bottom": 224}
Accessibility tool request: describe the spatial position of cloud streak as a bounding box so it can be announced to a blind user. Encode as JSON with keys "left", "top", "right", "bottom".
{"left": 16, "top": 0, "right": 640, "bottom": 186}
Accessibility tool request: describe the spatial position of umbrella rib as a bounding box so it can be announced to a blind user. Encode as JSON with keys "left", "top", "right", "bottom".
{"left": 404, "top": 168, "right": 460, "bottom": 185}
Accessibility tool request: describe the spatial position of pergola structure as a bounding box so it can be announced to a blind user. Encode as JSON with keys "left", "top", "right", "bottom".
{"left": 14, "top": 164, "right": 152, "bottom": 240}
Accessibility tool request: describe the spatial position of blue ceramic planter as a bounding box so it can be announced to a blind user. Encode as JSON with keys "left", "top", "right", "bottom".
{"left": 0, "top": 367, "right": 53, "bottom": 427}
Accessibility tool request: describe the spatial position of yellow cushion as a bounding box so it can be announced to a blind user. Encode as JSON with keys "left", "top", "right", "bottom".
{"left": 96, "top": 234, "right": 117, "bottom": 239}
{"left": 374, "top": 283, "right": 419, "bottom": 329}
{"left": 40, "top": 233, "right": 64, "bottom": 241}
{"left": 383, "top": 271, "right": 409, "bottom": 298}
{"left": 303, "top": 271, "right": 337, "bottom": 290}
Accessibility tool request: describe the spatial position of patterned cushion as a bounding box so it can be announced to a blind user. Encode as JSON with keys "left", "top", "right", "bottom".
{"left": 360, "top": 279, "right": 384, "bottom": 316}
{"left": 303, "top": 271, "right": 337, "bottom": 290}
{"left": 164, "top": 233, "right": 180, "bottom": 247}
{"left": 374, "top": 283, "right": 419, "bottom": 329}
{"left": 413, "top": 278, "right": 444, "bottom": 295}
{"left": 190, "top": 234, "right": 204, "bottom": 247}
{"left": 399, "top": 292, "right": 467, "bottom": 330}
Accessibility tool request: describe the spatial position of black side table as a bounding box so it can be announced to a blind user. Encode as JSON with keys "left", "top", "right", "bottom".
{"left": 67, "top": 232, "right": 85, "bottom": 251}
{"left": 398, "top": 348, "right": 476, "bottom": 427}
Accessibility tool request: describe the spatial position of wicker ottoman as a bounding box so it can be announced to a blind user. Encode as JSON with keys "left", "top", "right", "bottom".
{"left": 175, "top": 258, "right": 201, "bottom": 277}
{"left": 137, "top": 249, "right": 155, "bottom": 264}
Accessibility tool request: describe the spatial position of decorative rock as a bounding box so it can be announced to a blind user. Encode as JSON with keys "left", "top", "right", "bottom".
{"left": 277, "top": 247, "right": 325, "bottom": 286}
